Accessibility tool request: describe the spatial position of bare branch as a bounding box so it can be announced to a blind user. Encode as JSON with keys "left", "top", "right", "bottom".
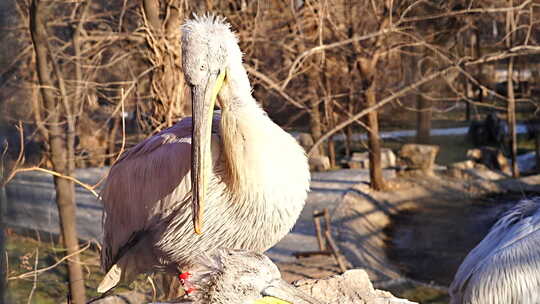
{"left": 308, "top": 47, "right": 540, "bottom": 156}
{"left": 244, "top": 65, "right": 307, "bottom": 110}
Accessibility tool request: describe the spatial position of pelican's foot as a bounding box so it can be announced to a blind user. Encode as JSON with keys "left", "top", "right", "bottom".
{"left": 179, "top": 272, "right": 196, "bottom": 295}
{"left": 254, "top": 296, "right": 291, "bottom": 304}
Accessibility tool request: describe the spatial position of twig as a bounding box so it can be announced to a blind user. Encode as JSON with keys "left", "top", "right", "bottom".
{"left": 323, "top": 208, "right": 331, "bottom": 235}
{"left": 307, "top": 46, "right": 540, "bottom": 156}
{"left": 282, "top": 26, "right": 406, "bottom": 90}
{"left": 8, "top": 241, "right": 91, "bottom": 281}
{"left": 1, "top": 122, "right": 27, "bottom": 187}
{"left": 114, "top": 87, "right": 127, "bottom": 164}
{"left": 313, "top": 213, "right": 325, "bottom": 251}
{"left": 147, "top": 276, "right": 157, "bottom": 303}
{"left": 398, "top": 0, "right": 532, "bottom": 24}
{"left": 26, "top": 248, "right": 39, "bottom": 304}
{"left": 293, "top": 250, "right": 332, "bottom": 258}
{"left": 324, "top": 230, "right": 348, "bottom": 273}
{"left": 9, "top": 167, "right": 99, "bottom": 198}
{"left": 244, "top": 65, "right": 307, "bottom": 110}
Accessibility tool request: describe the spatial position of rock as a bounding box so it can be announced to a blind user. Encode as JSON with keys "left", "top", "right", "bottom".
{"left": 297, "top": 132, "right": 314, "bottom": 151}
{"left": 297, "top": 133, "right": 331, "bottom": 171}
{"left": 348, "top": 149, "right": 396, "bottom": 169}
{"left": 446, "top": 161, "right": 507, "bottom": 181}
{"left": 466, "top": 147, "right": 510, "bottom": 174}
{"left": 348, "top": 152, "right": 370, "bottom": 169}
{"left": 309, "top": 155, "right": 331, "bottom": 171}
{"left": 449, "top": 160, "right": 475, "bottom": 170}
{"left": 91, "top": 292, "right": 146, "bottom": 304}
{"left": 446, "top": 160, "right": 476, "bottom": 179}
{"left": 294, "top": 269, "right": 417, "bottom": 304}
{"left": 398, "top": 144, "right": 439, "bottom": 174}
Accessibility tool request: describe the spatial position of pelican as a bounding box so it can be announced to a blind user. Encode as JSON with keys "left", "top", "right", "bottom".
{"left": 177, "top": 249, "right": 323, "bottom": 304}
{"left": 97, "top": 15, "right": 310, "bottom": 293}
{"left": 449, "top": 197, "right": 540, "bottom": 304}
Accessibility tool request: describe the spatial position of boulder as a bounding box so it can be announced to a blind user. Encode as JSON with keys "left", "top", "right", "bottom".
{"left": 466, "top": 147, "right": 510, "bottom": 174}
{"left": 348, "top": 149, "right": 396, "bottom": 169}
{"left": 309, "top": 155, "right": 331, "bottom": 171}
{"left": 348, "top": 152, "right": 369, "bottom": 169}
{"left": 297, "top": 132, "right": 314, "bottom": 151}
{"left": 294, "top": 269, "right": 417, "bottom": 304}
{"left": 446, "top": 160, "right": 476, "bottom": 179}
{"left": 449, "top": 160, "right": 475, "bottom": 170}
{"left": 398, "top": 144, "right": 439, "bottom": 174}
{"left": 91, "top": 292, "right": 146, "bottom": 304}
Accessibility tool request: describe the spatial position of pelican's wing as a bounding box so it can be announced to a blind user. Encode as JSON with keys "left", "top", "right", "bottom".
{"left": 450, "top": 199, "right": 540, "bottom": 304}
{"left": 100, "top": 118, "right": 194, "bottom": 271}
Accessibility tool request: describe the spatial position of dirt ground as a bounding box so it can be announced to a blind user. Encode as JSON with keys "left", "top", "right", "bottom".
{"left": 277, "top": 255, "right": 342, "bottom": 282}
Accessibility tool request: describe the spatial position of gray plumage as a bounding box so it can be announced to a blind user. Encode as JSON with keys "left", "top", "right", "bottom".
{"left": 449, "top": 197, "right": 540, "bottom": 304}
{"left": 98, "top": 15, "right": 310, "bottom": 292}
{"left": 182, "top": 249, "right": 323, "bottom": 304}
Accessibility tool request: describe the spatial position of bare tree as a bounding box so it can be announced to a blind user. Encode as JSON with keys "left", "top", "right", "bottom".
{"left": 506, "top": 0, "right": 519, "bottom": 177}
{"left": 29, "top": 0, "right": 86, "bottom": 302}
{"left": 138, "top": 0, "right": 188, "bottom": 132}
{"left": 0, "top": 142, "right": 6, "bottom": 304}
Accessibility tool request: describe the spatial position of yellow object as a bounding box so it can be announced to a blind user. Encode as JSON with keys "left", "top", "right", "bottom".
{"left": 253, "top": 296, "right": 291, "bottom": 304}
{"left": 211, "top": 69, "right": 226, "bottom": 104}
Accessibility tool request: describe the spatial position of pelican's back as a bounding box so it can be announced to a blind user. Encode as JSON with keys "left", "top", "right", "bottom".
{"left": 450, "top": 198, "right": 540, "bottom": 304}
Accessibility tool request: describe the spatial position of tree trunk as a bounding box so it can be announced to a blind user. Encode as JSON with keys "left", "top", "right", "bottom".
{"left": 535, "top": 133, "right": 540, "bottom": 173}
{"left": 507, "top": 56, "right": 519, "bottom": 178}
{"left": 465, "top": 99, "right": 471, "bottom": 121}
{"left": 0, "top": 153, "right": 6, "bottom": 303}
{"left": 416, "top": 93, "right": 432, "bottom": 144}
{"left": 309, "top": 94, "right": 325, "bottom": 157}
{"left": 506, "top": 0, "right": 519, "bottom": 178}
{"left": 365, "top": 82, "right": 385, "bottom": 190}
{"left": 140, "top": 0, "right": 186, "bottom": 133}
{"left": 30, "top": 1, "right": 86, "bottom": 303}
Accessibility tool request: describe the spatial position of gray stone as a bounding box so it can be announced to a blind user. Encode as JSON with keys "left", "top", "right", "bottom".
{"left": 348, "top": 149, "right": 396, "bottom": 169}
{"left": 309, "top": 155, "right": 331, "bottom": 171}
{"left": 449, "top": 160, "right": 475, "bottom": 170}
{"left": 297, "top": 133, "right": 314, "bottom": 151}
{"left": 398, "top": 144, "right": 439, "bottom": 174}
{"left": 446, "top": 160, "right": 476, "bottom": 179}
{"left": 91, "top": 292, "right": 146, "bottom": 304}
{"left": 466, "top": 147, "right": 510, "bottom": 174}
{"left": 294, "top": 269, "right": 417, "bottom": 304}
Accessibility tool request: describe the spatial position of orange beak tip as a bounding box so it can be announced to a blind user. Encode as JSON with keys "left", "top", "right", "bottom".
{"left": 194, "top": 221, "right": 203, "bottom": 235}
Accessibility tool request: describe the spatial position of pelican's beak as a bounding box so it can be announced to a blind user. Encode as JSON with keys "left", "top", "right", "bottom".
{"left": 261, "top": 279, "right": 325, "bottom": 304}
{"left": 191, "top": 69, "right": 226, "bottom": 235}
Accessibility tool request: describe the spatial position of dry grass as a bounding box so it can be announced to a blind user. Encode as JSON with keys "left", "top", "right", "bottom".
{"left": 5, "top": 232, "right": 149, "bottom": 303}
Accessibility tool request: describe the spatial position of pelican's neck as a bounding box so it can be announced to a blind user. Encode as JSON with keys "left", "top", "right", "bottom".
{"left": 221, "top": 59, "right": 255, "bottom": 110}
{"left": 218, "top": 58, "right": 264, "bottom": 194}
{"left": 217, "top": 51, "right": 309, "bottom": 210}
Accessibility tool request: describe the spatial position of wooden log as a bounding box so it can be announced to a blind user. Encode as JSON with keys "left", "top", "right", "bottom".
{"left": 292, "top": 250, "right": 332, "bottom": 258}
{"left": 325, "top": 230, "right": 348, "bottom": 273}
{"left": 313, "top": 211, "right": 326, "bottom": 250}
{"left": 323, "top": 208, "right": 331, "bottom": 234}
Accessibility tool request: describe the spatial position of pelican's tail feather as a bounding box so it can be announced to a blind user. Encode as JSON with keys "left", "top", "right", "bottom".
{"left": 97, "top": 263, "right": 122, "bottom": 293}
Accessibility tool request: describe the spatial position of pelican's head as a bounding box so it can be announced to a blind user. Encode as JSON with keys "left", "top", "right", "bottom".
{"left": 190, "top": 249, "right": 323, "bottom": 304}
{"left": 181, "top": 15, "right": 239, "bottom": 234}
